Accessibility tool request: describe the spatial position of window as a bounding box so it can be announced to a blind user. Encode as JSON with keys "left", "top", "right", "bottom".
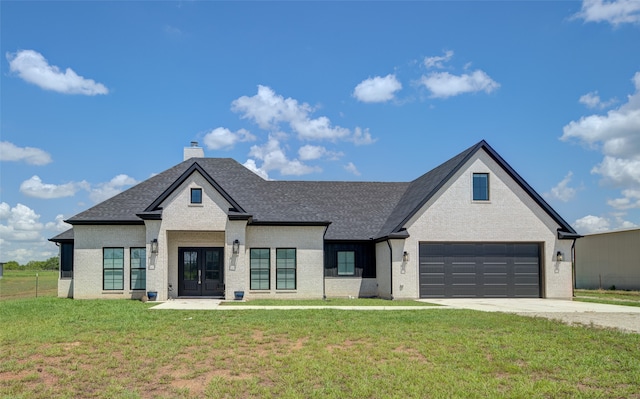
{"left": 337, "top": 251, "right": 355, "bottom": 276}
{"left": 250, "top": 248, "right": 270, "bottom": 290}
{"left": 191, "top": 188, "right": 202, "bottom": 204}
{"left": 103, "top": 248, "right": 124, "bottom": 290}
{"left": 276, "top": 248, "right": 296, "bottom": 290}
{"left": 473, "top": 173, "right": 489, "bottom": 201}
{"left": 60, "top": 243, "right": 74, "bottom": 279}
{"left": 130, "top": 248, "right": 146, "bottom": 290}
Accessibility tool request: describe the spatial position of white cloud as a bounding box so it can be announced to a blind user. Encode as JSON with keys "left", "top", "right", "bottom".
{"left": 0, "top": 202, "right": 66, "bottom": 263}
{"left": 353, "top": 74, "right": 402, "bottom": 103}
{"left": 607, "top": 188, "right": 640, "bottom": 210}
{"left": 544, "top": 172, "right": 577, "bottom": 202}
{"left": 20, "top": 175, "right": 88, "bottom": 199}
{"left": 0, "top": 202, "right": 45, "bottom": 242}
{"left": 231, "top": 85, "right": 374, "bottom": 144}
{"left": 579, "top": 91, "right": 617, "bottom": 109}
{"left": 6, "top": 49, "right": 109, "bottom": 95}
{"left": 573, "top": 0, "right": 640, "bottom": 26}
{"left": 0, "top": 141, "right": 52, "bottom": 165}
{"left": 424, "top": 50, "right": 454, "bottom": 69}
{"left": 574, "top": 213, "right": 637, "bottom": 234}
{"left": 574, "top": 214, "right": 611, "bottom": 234}
{"left": 562, "top": 72, "right": 640, "bottom": 188}
{"left": 89, "top": 174, "right": 138, "bottom": 203}
{"left": 246, "top": 136, "right": 321, "bottom": 177}
{"left": 203, "top": 127, "right": 256, "bottom": 150}
{"left": 299, "top": 145, "right": 326, "bottom": 161}
{"left": 242, "top": 159, "right": 270, "bottom": 180}
{"left": 352, "top": 127, "right": 376, "bottom": 146}
{"left": 298, "top": 145, "right": 343, "bottom": 161}
{"left": 420, "top": 70, "right": 500, "bottom": 98}
{"left": 45, "top": 214, "right": 71, "bottom": 232}
{"left": 344, "top": 162, "right": 361, "bottom": 176}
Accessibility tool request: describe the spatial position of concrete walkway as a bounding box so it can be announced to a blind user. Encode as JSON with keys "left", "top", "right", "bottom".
{"left": 421, "top": 298, "right": 640, "bottom": 333}
{"left": 420, "top": 298, "right": 640, "bottom": 313}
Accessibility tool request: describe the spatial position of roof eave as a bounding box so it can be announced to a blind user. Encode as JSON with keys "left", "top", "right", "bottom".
{"left": 249, "top": 220, "right": 332, "bottom": 227}
{"left": 557, "top": 229, "right": 583, "bottom": 240}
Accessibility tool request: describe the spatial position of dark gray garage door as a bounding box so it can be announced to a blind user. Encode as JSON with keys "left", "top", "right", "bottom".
{"left": 419, "top": 243, "right": 541, "bottom": 298}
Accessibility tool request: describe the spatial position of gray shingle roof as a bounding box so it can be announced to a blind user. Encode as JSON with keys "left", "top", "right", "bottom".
{"left": 63, "top": 141, "right": 577, "bottom": 241}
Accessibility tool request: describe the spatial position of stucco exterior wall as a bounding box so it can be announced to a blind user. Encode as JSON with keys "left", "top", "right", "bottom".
{"left": 72, "top": 224, "right": 146, "bottom": 299}
{"left": 58, "top": 278, "right": 73, "bottom": 298}
{"left": 375, "top": 242, "right": 391, "bottom": 299}
{"left": 575, "top": 229, "right": 640, "bottom": 290}
{"left": 324, "top": 278, "right": 377, "bottom": 298}
{"left": 245, "top": 225, "right": 325, "bottom": 299}
{"left": 396, "top": 151, "right": 573, "bottom": 299}
{"left": 150, "top": 172, "right": 233, "bottom": 300}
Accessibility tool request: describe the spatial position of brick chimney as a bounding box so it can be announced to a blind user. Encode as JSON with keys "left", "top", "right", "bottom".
{"left": 184, "top": 141, "right": 204, "bottom": 160}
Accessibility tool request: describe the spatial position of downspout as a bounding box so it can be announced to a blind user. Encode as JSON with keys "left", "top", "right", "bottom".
{"left": 322, "top": 224, "right": 330, "bottom": 300}
{"left": 571, "top": 238, "right": 577, "bottom": 298}
{"left": 386, "top": 240, "right": 393, "bottom": 300}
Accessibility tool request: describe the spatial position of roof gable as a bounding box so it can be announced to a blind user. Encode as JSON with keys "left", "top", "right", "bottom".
{"left": 378, "top": 140, "right": 577, "bottom": 237}
{"left": 144, "top": 162, "right": 245, "bottom": 213}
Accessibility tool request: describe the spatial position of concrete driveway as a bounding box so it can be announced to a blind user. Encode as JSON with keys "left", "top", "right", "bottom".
{"left": 422, "top": 298, "right": 640, "bottom": 334}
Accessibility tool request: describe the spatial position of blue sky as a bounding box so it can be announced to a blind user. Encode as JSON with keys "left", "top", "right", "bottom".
{"left": 1, "top": 1, "right": 640, "bottom": 263}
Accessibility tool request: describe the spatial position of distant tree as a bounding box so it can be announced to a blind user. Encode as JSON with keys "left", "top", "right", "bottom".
{"left": 3, "top": 261, "right": 20, "bottom": 270}
{"left": 43, "top": 257, "right": 59, "bottom": 270}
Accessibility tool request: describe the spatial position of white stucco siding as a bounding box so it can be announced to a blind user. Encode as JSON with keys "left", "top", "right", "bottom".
{"left": 224, "top": 220, "right": 248, "bottom": 300}
{"left": 375, "top": 242, "right": 391, "bottom": 299}
{"left": 149, "top": 172, "right": 237, "bottom": 300}
{"left": 244, "top": 225, "right": 325, "bottom": 299}
{"left": 72, "top": 224, "right": 146, "bottom": 299}
{"left": 396, "top": 151, "right": 573, "bottom": 299}
{"left": 159, "top": 171, "right": 231, "bottom": 231}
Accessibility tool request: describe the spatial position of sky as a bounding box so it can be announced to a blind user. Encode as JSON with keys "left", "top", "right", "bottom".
{"left": 1, "top": 0, "right": 640, "bottom": 263}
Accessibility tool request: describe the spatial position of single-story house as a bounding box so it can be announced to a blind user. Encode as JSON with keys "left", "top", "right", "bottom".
{"left": 50, "top": 140, "right": 580, "bottom": 301}
{"left": 575, "top": 228, "right": 640, "bottom": 291}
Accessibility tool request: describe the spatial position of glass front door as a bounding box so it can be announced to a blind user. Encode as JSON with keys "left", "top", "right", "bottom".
{"left": 178, "top": 247, "right": 224, "bottom": 297}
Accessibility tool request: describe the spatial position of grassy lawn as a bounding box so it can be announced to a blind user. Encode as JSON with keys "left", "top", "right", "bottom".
{"left": 2, "top": 298, "right": 639, "bottom": 398}
{"left": 574, "top": 289, "right": 640, "bottom": 307}
{"left": 221, "top": 298, "right": 437, "bottom": 306}
{"left": 0, "top": 270, "right": 58, "bottom": 300}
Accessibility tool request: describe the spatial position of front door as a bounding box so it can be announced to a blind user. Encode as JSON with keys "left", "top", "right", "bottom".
{"left": 178, "top": 247, "right": 224, "bottom": 297}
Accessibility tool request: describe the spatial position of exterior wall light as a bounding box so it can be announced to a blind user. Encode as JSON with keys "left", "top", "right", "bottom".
{"left": 403, "top": 251, "right": 409, "bottom": 262}
{"left": 556, "top": 251, "right": 563, "bottom": 262}
{"left": 232, "top": 239, "right": 240, "bottom": 255}
{"left": 151, "top": 239, "right": 158, "bottom": 254}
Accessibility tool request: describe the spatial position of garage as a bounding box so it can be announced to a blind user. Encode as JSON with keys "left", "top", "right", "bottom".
{"left": 419, "top": 242, "right": 541, "bottom": 298}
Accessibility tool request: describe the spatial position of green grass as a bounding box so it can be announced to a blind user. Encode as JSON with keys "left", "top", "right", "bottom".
{"left": 221, "top": 298, "right": 438, "bottom": 306}
{"left": 574, "top": 289, "right": 640, "bottom": 307}
{"left": 1, "top": 298, "right": 639, "bottom": 398}
{"left": 0, "top": 270, "right": 58, "bottom": 300}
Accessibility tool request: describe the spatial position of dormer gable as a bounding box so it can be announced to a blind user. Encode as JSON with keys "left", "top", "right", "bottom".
{"left": 144, "top": 162, "right": 245, "bottom": 214}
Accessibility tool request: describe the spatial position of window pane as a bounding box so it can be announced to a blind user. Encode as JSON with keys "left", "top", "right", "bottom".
{"left": 337, "top": 251, "right": 355, "bottom": 276}
{"left": 131, "top": 269, "right": 146, "bottom": 290}
{"left": 473, "top": 173, "right": 489, "bottom": 201}
{"left": 104, "top": 248, "right": 124, "bottom": 290}
{"left": 250, "top": 249, "right": 270, "bottom": 290}
{"left": 130, "top": 248, "right": 146, "bottom": 290}
{"left": 276, "top": 248, "right": 296, "bottom": 290}
{"left": 191, "top": 188, "right": 202, "bottom": 203}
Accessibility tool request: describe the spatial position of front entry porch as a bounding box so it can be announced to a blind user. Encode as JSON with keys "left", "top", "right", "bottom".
{"left": 178, "top": 247, "right": 224, "bottom": 297}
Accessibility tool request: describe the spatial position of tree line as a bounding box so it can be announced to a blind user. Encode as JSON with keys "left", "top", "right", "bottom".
{"left": 2, "top": 257, "right": 59, "bottom": 271}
